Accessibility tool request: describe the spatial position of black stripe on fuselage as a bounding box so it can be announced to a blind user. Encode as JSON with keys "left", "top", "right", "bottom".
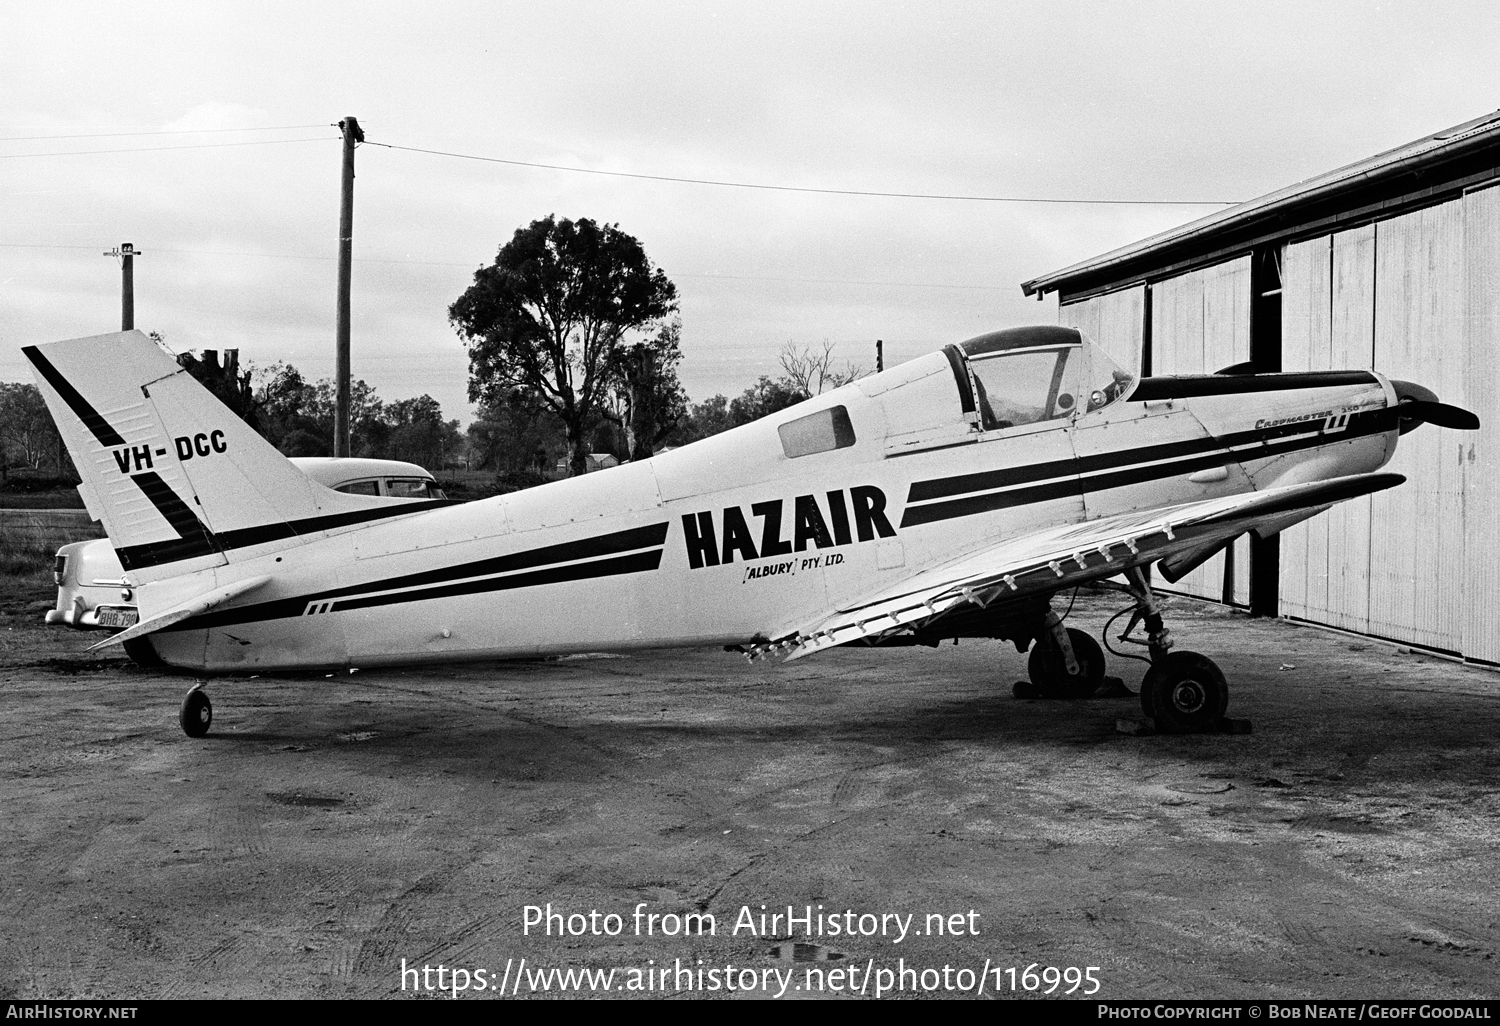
{"left": 159, "top": 521, "right": 671, "bottom": 633}
{"left": 21, "top": 346, "right": 128, "bottom": 447}
{"left": 333, "top": 550, "right": 663, "bottom": 615}
{"left": 114, "top": 499, "right": 453, "bottom": 570}
{"left": 901, "top": 406, "right": 1400, "bottom": 528}
{"left": 910, "top": 410, "right": 1381, "bottom": 504}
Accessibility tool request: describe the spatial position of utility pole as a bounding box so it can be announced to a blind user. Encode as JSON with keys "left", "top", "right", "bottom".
{"left": 335, "top": 116, "right": 364, "bottom": 458}
{"left": 103, "top": 243, "right": 141, "bottom": 330}
{"left": 875, "top": 339, "right": 884, "bottom": 373}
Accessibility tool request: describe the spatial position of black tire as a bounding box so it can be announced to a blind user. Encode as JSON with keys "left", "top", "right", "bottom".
{"left": 1140, "top": 665, "right": 1162, "bottom": 719}
{"left": 1012, "top": 680, "right": 1040, "bottom": 699}
{"left": 180, "top": 688, "right": 212, "bottom": 738}
{"left": 123, "top": 636, "right": 165, "bottom": 667}
{"left": 1142, "top": 651, "right": 1227, "bottom": 733}
{"left": 1027, "top": 627, "right": 1106, "bottom": 698}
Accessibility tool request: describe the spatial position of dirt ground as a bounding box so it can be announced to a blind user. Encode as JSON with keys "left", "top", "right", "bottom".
{"left": 2, "top": 574, "right": 1498, "bottom": 1001}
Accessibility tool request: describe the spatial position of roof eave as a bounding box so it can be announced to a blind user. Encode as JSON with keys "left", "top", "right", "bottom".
{"left": 1021, "top": 112, "right": 1500, "bottom": 299}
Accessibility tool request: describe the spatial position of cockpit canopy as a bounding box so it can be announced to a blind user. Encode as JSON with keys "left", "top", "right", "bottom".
{"left": 955, "top": 326, "right": 1134, "bottom": 430}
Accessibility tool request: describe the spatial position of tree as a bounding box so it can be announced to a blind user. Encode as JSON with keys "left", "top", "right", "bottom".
{"left": 254, "top": 362, "right": 322, "bottom": 453}
{"left": 253, "top": 364, "right": 383, "bottom": 457}
{"left": 449, "top": 215, "right": 678, "bottom": 476}
{"left": 729, "top": 375, "right": 810, "bottom": 425}
{"left": 383, "top": 395, "right": 462, "bottom": 470}
{"left": 467, "top": 389, "right": 563, "bottom": 484}
{"left": 0, "top": 382, "right": 66, "bottom": 479}
{"left": 678, "top": 394, "right": 734, "bottom": 442}
{"left": 778, "top": 340, "right": 864, "bottom": 396}
{"left": 175, "top": 347, "right": 259, "bottom": 430}
{"left": 611, "top": 318, "right": 690, "bottom": 460}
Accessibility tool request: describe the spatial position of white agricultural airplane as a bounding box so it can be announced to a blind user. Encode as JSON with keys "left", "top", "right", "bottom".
{"left": 25, "top": 327, "right": 1477, "bottom": 738}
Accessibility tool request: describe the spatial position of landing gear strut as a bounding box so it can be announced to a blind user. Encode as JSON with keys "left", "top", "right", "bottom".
{"left": 180, "top": 682, "right": 212, "bottom": 737}
{"left": 1024, "top": 610, "right": 1106, "bottom": 698}
{"left": 1121, "top": 567, "right": 1228, "bottom": 733}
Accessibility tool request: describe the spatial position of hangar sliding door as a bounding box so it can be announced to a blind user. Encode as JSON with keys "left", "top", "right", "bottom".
{"left": 1281, "top": 200, "right": 1487, "bottom": 659}
{"left": 1370, "top": 201, "right": 1467, "bottom": 653}
{"left": 1277, "top": 226, "right": 1378, "bottom": 634}
{"left": 1058, "top": 284, "right": 1147, "bottom": 374}
{"left": 1277, "top": 235, "right": 1333, "bottom": 625}
{"left": 1150, "top": 258, "right": 1252, "bottom": 605}
{"left": 1462, "top": 184, "right": 1500, "bottom": 663}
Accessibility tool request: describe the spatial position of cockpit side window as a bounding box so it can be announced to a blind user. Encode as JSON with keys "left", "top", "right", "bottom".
{"left": 967, "top": 348, "right": 1077, "bottom": 430}
{"left": 779, "top": 406, "right": 856, "bottom": 458}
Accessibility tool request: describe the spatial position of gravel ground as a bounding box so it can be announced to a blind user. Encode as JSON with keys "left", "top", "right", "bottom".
{"left": 2, "top": 577, "right": 1498, "bottom": 1000}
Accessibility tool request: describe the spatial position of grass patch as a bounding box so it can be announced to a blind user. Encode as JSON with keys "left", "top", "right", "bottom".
{"left": 0, "top": 534, "right": 55, "bottom": 580}
{"left": 0, "top": 488, "right": 85, "bottom": 509}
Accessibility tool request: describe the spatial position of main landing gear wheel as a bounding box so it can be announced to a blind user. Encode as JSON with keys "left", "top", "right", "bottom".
{"left": 1105, "top": 565, "right": 1234, "bottom": 732}
{"left": 180, "top": 685, "right": 212, "bottom": 738}
{"left": 1027, "top": 627, "right": 1106, "bottom": 698}
{"left": 1141, "top": 651, "right": 1228, "bottom": 734}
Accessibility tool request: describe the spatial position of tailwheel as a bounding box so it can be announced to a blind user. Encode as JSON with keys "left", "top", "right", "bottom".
{"left": 1142, "top": 651, "right": 1227, "bottom": 734}
{"left": 180, "top": 684, "right": 212, "bottom": 738}
{"left": 1027, "top": 626, "right": 1105, "bottom": 699}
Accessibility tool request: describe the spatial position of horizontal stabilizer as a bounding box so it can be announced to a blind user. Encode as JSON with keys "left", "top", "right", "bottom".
{"left": 90, "top": 575, "right": 271, "bottom": 650}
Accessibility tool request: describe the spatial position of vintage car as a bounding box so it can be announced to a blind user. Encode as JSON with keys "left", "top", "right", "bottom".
{"left": 46, "top": 457, "right": 445, "bottom": 632}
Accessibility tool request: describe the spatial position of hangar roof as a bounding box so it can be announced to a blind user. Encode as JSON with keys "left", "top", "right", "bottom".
{"left": 1022, "top": 109, "right": 1500, "bottom": 301}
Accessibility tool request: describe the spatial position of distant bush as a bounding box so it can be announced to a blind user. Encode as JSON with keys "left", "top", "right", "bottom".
{"left": 433, "top": 472, "right": 543, "bottom": 501}
{"left": 1, "top": 472, "right": 76, "bottom": 493}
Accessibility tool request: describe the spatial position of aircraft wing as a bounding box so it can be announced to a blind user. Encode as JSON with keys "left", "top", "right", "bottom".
{"left": 772, "top": 472, "right": 1403, "bottom": 661}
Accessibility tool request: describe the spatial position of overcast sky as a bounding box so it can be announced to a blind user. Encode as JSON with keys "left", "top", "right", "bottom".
{"left": 4, "top": 1, "right": 1498, "bottom": 426}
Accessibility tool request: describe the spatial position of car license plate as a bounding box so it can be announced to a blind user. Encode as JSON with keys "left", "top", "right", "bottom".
{"left": 98, "top": 607, "right": 139, "bottom": 629}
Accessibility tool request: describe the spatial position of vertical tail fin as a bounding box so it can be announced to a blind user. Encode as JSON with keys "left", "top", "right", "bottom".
{"left": 25, "top": 330, "right": 436, "bottom": 584}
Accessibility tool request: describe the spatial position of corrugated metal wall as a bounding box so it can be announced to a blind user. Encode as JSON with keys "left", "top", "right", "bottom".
{"left": 1058, "top": 284, "right": 1146, "bottom": 372}
{"left": 1150, "top": 258, "right": 1253, "bottom": 605}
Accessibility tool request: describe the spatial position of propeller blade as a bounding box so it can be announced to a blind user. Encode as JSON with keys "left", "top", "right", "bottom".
{"left": 1398, "top": 400, "right": 1480, "bottom": 432}
{"left": 1213, "top": 361, "right": 1257, "bottom": 376}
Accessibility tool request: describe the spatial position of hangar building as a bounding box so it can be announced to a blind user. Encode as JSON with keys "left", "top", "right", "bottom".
{"left": 1021, "top": 110, "right": 1500, "bottom": 663}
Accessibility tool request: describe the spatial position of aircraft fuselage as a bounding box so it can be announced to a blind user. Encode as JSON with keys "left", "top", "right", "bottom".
{"left": 141, "top": 331, "right": 1400, "bottom": 672}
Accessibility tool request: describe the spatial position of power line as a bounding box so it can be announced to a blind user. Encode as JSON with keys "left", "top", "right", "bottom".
{"left": 680, "top": 271, "right": 1007, "bottom": 292}
{"left": 0, "top": 137, "right": 332, "bottom": 160}
{"left": 0, "top": 124, "right": 329, "bottom": 142}
{"left": 363, "top": 137, "right": 1236, "bottom": 206}
{"left": 0, "top": 242, "right": 1009, "bottom": 291}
